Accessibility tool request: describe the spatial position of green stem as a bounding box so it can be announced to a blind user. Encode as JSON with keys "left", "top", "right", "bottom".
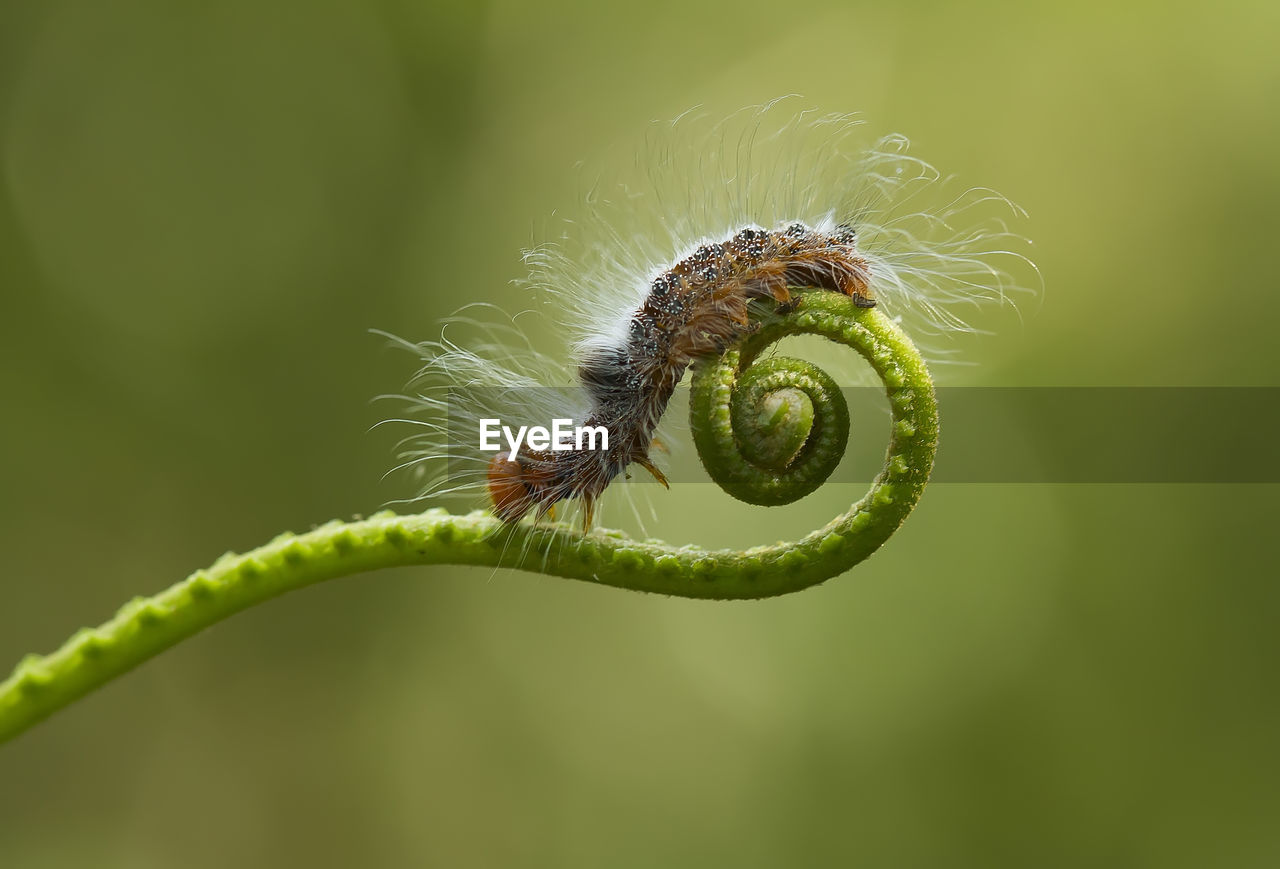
{"left": 0, "top": 297, "right": 936, "bottom": 745}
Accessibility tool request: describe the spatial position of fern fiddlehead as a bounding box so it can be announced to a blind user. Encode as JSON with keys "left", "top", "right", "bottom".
{"left": 0, "top": 292, "right": 936, "bottom": 744}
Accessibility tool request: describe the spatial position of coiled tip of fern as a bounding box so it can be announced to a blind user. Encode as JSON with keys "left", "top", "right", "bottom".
{"left": 0, "top": 290, "right": 939, "bottom": 745}
{"left": 692, "top": 352, "right": 850, "bottom": 506}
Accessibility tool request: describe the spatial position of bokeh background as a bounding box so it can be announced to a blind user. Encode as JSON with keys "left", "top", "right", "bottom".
{"left": 2, "top": 0, "right": 1278, "bottom": 866}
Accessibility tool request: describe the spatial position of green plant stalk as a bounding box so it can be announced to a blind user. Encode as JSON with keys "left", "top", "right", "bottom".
{"left": 0, "top": 296, "right": 936, "bottom": 744}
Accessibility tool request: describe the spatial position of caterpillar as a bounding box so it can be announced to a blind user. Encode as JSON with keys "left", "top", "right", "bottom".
{"left": 382, "top": 102, "right": 1034, "bottom": 538}
{"left": 488, "top": 222, "right": 874, "bottom": 530}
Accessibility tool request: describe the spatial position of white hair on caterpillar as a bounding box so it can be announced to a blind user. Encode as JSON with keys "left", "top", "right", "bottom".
{"left": 376, "top": 98, "right": 1037, "bottom": 535}
{"left": 524, "top": 100, "right": 1036, "bottom": 363}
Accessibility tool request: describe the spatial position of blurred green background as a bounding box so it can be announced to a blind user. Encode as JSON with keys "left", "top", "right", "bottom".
{"left": 2, "top": 0, "right": 1278, "bottom": 866}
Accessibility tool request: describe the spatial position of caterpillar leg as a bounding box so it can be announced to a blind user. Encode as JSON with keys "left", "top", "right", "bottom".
{"left": 840, "top": 261, "right": 876, "bottom": 308}
{"left": 634, "top": 456, "right": 670, "bottom": 488}
{"left": 775, "top": 295, "right": 801, "bottom": 315}
{"left": 579, "top": 496, "right": 596, "bottom": 534}
{"left": 750, "top": 273, "right": 794, "bottom": 310}
{"left": 532, "top": 500, "right": 557, "bottom": 524}
{"left": 767, "top": 277, "right": 792, "bottom": 307}
{"left": 839, "top": 274, "right": 876, "bottom": 308}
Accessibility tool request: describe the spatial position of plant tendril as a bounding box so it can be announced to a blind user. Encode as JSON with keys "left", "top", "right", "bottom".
{"left": 0, "top": 293, "right": 937, "bottom": 744}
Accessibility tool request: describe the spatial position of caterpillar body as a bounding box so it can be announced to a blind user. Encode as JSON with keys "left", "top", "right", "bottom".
{"left": 384, "top": 103, "right": 1034, "bottom": 540}
{"left": 487, "top": 223, "right": 875, "bottom": 530}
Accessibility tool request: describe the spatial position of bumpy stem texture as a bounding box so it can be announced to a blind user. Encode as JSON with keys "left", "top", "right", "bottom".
{"left": 0, "top": 295, "right": 936, "bottom": 744}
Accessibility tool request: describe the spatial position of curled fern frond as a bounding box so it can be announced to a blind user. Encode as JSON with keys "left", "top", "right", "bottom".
{"left": 0, "top": 293, "right": 936, "bottom": 745}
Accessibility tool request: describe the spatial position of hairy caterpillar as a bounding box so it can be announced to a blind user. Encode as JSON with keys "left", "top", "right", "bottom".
{"left": 381, "top": 102, "right": 1034, "bottom": 538}
{"left": 488, "top": 223, "right": 873, "bottom": 530}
